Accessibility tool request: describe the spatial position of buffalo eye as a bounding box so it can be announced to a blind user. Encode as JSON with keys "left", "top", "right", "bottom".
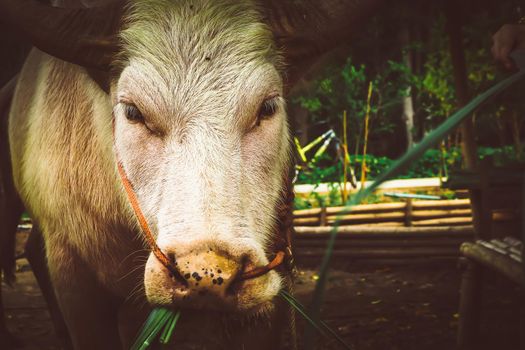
{"left": 124, "top": 104, "right": 144, "bottom": 123}
{"left": 256, "top": 97, "right": 279, "bottom": 126}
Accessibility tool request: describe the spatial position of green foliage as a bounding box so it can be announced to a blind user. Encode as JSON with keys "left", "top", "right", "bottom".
{"left": 398, "top": 148, "right": 461, "bottom": 179}
{"left": 295, "top": 146, "right": 520, "bottom": 186}
{"left": 292, "top": 4, "right": 525, "bottom": 158}
{"left": 295, "top": 57, "right": 410, "bottom": 155}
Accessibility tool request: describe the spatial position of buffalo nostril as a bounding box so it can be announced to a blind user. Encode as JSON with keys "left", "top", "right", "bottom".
{"left": 167, "top": 252, "right": 176, "bottom": 265}
{"left": 225, "top": 256, "right": 252, "bottom": 296}
{"left": 240, "top": 255, "right": 254, "bottom": 275}
{"left": 162, "top": 252, "right": 189, "bottom": 287}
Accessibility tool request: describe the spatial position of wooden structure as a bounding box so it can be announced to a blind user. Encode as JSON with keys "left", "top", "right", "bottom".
{"left": 292, "top": 197, "right": 518, "bottom": 264}
{"left": 293, "top": 198, "right": 517, "bottom": 228}
{"left": 446, "top": 161, "right": 525, "bottom": 349}
{"left": 293, "top": 225, "right": 474, "bottom": 265}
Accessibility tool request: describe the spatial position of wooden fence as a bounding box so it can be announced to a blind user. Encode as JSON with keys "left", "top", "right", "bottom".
{"left": 293, "top": 199, "right": 477, "bottom": 227}
{"left": 292, "top": 199, "right": 484, "bottom": 264}
{"left": 293, "top": 225, "right": 474, "bottom": 263}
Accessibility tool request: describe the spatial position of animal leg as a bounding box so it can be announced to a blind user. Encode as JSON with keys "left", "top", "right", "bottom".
{"left": 47, "top": 244, "right": 122, "bottom": 350}
{"left": 25, "top": 226, "right": 72, "bottom": 349}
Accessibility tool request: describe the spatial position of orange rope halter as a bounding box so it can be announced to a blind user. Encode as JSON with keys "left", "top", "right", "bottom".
{"left": 115, "top": 148, "right": 287, "bottom": 281}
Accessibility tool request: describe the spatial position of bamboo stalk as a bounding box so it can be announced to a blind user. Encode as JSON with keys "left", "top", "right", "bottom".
{"left": 294, "top": 225, "right": 474, "bottom": 235}
{"left": 293, "top": 218, "right": 322, "bottom": 226}
{"left": 294, "top": 232, "right": 473, "bottom": 241}
{"left": 342, "top": 222, "right": 407, "bottom": 228}
{"left": 411, "top": 217, "right": 472, "bottom": 226}
{"left": 360, "top": 81, "right": 373, "bottom": 188}
{"left": 342, "top": 110, "right": 348, "bottom": 204}
{"left": 325, "top": 212, "right": 406, "bottom": 224}
{"left": 294, "top": 209, "right": 473, "bottom": 226}
{"left": 294, "top": 239, "right": 469, "bottom": 248}
{"left": 295, "top": 247, "right": 460, "bottom": 259}
{"left": 411, "top": 208, "right": 472, "bottom": 218}
{"left": 293, "top": 199, "right": 472, "bottom": 218}
{"left": 295, "top": 228, "right": 473, "bottom": 238}
{"left": 294, "top": 202, "right": 406, "bottom": 217}
{"left": 412, "top": 199, "right": 470, "bottom": 209}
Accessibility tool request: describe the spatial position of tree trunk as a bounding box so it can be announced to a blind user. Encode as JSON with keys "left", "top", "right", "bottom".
{"left": 400, "top": 24, "right": 415, "bottom": 150}
{"left": 444, "top": 0, "right": 477, "bottom": 170}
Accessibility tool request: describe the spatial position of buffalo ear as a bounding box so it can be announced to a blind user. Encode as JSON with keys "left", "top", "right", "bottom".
{"left": 263, "top": 0, "right": 384, "bottom": 87}
{"left": 0, "top": 0, "right": 124, "bottom": 71}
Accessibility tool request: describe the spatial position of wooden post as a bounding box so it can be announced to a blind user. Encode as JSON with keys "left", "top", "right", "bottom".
{"left": 522, "top": 172, "right": 525, "bottom": 282}
{"left": 457, "top": 259, "right": 483, "bottom": 350}
{"left": 444, "top": 0, "right": 484, "bottom": 242}
{"left": 477, "top": 158, "right": 493, "bottom": 240}
{"left": 319, "top": 206, "right": 327, "bottom": 227}
{"left": 404, "top": 198, "right": 413, "bottom": 227}
{"left": 521, "top": 173, "right": 525, "bottom": 349}
{"left": 521, "top": 290, "right": 525, "bottom": 350}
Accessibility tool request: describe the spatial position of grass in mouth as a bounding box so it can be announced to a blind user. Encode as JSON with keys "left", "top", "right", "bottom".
{"left": 131, "top": 308, "right": 181, "bottom": 350}
{"left": 130, "top": 293, "right": 350, "bottom": 349}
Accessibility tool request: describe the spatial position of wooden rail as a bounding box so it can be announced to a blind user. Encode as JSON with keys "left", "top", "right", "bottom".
{"left": 293, "top": 199, "right": 490, "bottom": 227}
{"left": 293, "top": 225, "right": 475, "bottom": 263}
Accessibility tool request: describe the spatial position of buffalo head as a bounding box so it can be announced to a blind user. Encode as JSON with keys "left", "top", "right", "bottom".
{"left": 1, "top": 0, "right": 381, "bottom": 314}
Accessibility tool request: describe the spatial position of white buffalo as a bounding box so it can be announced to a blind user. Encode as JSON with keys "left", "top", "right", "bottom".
{"left": 0, "top": 0, "right": 380, "bottom": 348}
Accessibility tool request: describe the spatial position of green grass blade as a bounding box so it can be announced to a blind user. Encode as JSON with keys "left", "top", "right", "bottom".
{"left": 304, "top": 68, "right": 525, "bottom": 350}
{"left": 280, "top": 291, "right": 352, "bottom": 350}
{"left": 131, "top": 308, "right": 174, "bottom": 350}
{"left": 131, "top": 308, "right": 165, "bottom": 350}
{"left": 280, "top": 291, "right": 327, "bottom": 336}
{"left": 159, "top": 310, "right": 181, "bottom": 344}
{"left": 139, "top": 311, "right": 172, "bottom": 350}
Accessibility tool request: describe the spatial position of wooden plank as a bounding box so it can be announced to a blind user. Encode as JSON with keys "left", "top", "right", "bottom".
{"left": 295, "top": 247, "right": 459, "bottom": 259}
{"left": 411, "top": 208, "right": 471, "bottom": 219}
{"left": 325, "top": 212, "right": 406, "bottom": 224}
{"left": 412, "top": 199, "right": 470, "bottom": 209}
{"left": 461, "top": 242, "right": 525, "bottom": 286}
{"left": 293, "top": 199, "right": 471, "bottom": 218}
{"left": 294, "top": 239, "right": 468, "bottom": 248}
{"left": 293, "top": 202, "right": 405, "bottom": 218}
{"left": 294, "top": 225, "right": 474, "bottom": 236}
{"left": 411, "top": 217, "right": 472, "bottom": 227}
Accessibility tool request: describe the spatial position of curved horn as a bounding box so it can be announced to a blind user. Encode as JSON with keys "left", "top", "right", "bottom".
{"left": 0, "top": 0, "right": 124, "bottom": 71}
{"left": 263, "top": 0, "right": 384, "bottom": 84}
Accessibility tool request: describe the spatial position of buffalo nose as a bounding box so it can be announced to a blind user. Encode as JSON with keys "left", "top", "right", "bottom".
{"left": 173, "top": 250, "right": 242, "bottom": 302}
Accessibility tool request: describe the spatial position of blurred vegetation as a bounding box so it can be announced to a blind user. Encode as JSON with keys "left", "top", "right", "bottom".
{"left": 296, "top": 145, "right": 521, "bottom": 185}
{"left": 290, "top": 0, "right": 525, "bottom": 186}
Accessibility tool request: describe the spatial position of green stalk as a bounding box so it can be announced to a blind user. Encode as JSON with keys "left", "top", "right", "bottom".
{"left": 159, "top": 310, "right": 181, "bottom": 344}
{"left": 131, "top": 308, "right": 178, "bottom": 350}
{"left": 280, "top": 291, "right": 351, "bottom": 349}
{"left": 304, "top": 67, "right": 525, "bottom": 350}
{"left": 280, "top": 291, "right": 327, "bottom": 337}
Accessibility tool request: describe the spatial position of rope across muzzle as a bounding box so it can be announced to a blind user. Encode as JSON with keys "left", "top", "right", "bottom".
{"left": 116, "top": 161, "right": 287, "bottom": 282}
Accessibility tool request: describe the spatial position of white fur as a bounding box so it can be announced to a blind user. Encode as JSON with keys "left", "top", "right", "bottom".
{"left": 8, "top": 0, "right": 291, "bottom": 347}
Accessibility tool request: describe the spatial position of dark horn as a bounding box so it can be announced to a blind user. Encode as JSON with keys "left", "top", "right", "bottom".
{"left": 0, "top": 0, "right": 124, "bottom": 71}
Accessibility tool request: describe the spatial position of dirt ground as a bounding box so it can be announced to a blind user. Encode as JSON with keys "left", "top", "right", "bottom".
{"left": 2, "top": 256, "right": 521, "bottom": 350}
